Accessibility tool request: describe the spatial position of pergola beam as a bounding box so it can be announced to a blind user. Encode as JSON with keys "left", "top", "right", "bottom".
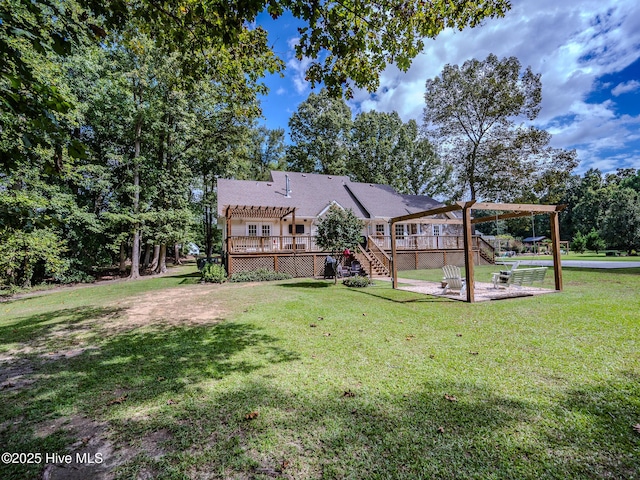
{"left": 389, "top": 202, "right": 466, "bottom": 224}
{"left": 472, "top": 210, "right": 536, "bottom": 224}
{"left": 473, "top": 202, "right": 566, "bottom": 213}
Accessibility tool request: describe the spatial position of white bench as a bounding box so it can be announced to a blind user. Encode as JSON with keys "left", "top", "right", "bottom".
{"left": 492, "top": 267, "right": 547, "bottom": 288}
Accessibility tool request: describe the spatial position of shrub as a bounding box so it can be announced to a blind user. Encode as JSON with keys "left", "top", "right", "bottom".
{"left": 571, "top": 231, "right": 586, "bottom": 254}
{"left": 201, "top": 263, "right": 227, "bottom": 283}
{"left": 343, "top": 275, "right": 370, "bottom": 287}
{"left": 228, "top": 268, "right": 292, "bottom": 283}
{"left": 585, "top": 228, "right": 606, "bottom": 254}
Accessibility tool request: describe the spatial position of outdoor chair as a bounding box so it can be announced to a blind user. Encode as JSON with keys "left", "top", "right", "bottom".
{"left": 350, "top": 261, "right": 363, "bottom": 276}
{"left": 491, "top": 261, "right": 520, "bottom": 288}
{"left": 442, "top": 265, "right": 466, "bottom": 295}
{"left": 337, "top": 264, "right": 351, "bottom": 278}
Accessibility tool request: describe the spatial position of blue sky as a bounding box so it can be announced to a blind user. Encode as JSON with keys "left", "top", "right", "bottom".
{"left": 255, "top": 0, "right": 640, "bottom": 175}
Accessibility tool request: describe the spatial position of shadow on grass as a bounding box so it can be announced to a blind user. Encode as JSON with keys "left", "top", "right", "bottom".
{"left": 562, "top": 266, "right": 640, "bottom": 275}
{"left": 0, "top": 317, "right": 299, "bottom": 480}
{"left": 350, "top": 287, "right": 452, "bottom": 304}
{"left": 0, "top": 306, "right": 125, "bottom": 347}
{"left": 99, "top": 373, "right": 639, "bottom": 479}
{"left": 279, "top": 280, "right": 333, "bottom": 288}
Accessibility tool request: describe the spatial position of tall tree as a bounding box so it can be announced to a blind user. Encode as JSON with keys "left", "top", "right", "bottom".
{"left": 348, "top": 113, "right": 452, "bottom": 197}
{"left": 601, "top": 188, "right": 640, "bottom": 255}
{"left": 423, "top": 54, "right": 577, "bottom": 201}
{"left": 287, "top": 89, "right": 352, "bottom": 175}
{"left": 247, "top": 126, "right": 286, "bottom": 180}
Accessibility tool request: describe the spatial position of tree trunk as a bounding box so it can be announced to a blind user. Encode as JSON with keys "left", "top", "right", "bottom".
{"left": 142, "top": 243, "right": 151, "bottom": 270}
{"left": 174, "top": 243, "right": 182, "bottom": 265}
{"left": 119, "top": 241, "right": 127, "bottom": 274}
{"left": 155, "top": 244, "right": 167, "bottom": 273}
{"left": 129, "top": 115, "right": 143, "bottom": 280}
{"left": 149, "top": 245, "right": 160, "bottom": 271}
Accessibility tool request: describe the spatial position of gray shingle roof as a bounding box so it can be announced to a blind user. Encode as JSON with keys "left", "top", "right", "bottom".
{"left": 217, "top": 171, "right": 443, "bottom": 219}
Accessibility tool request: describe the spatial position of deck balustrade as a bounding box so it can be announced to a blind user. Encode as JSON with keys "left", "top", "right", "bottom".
{"left": 228, "top": 235, "right": 492, "bottom": 256}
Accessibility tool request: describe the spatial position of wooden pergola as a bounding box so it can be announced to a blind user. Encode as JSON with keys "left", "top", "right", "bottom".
{"left": 224, "top": 205, "right": 298, "bottom": 271}
{"left": 390, "top": 201, "right": 566, "bottom": 303}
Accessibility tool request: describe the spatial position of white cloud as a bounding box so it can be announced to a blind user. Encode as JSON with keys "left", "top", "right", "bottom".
{"left": 351, "top": 0, "right": 640, "bottom": 173}
{"left": 612, "top": 80, "right": 640, "bottom": 96}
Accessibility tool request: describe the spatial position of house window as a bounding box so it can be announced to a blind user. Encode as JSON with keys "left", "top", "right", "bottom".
{"left": 262, "top": 224, "right": 271, "bottom": 237}
{"left": 395, "top": 224, "right": 405, "bottom": 239}
{"left": 375, "top": 224, "right": 385, "bottom": 236}
{"left": 432, "top": 225, "right": 442, "bottom": 236}
{"left": 248, "top": 224, "right": 258, "bottom": 237}
{"left": 288, "top": 224, "right": 305, "bottom": 234}
{"left": 409, "top": 224, "right": 418, "bottom": 235}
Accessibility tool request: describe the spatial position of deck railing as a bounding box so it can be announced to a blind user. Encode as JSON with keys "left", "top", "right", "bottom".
{"left": 227, "top": 235, "right": 495, "bottom": 255}
{"left": 228, "top": 236, "right": 320, "bottom": 253}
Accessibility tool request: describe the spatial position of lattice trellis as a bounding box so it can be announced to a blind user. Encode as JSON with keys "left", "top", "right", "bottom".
{"left": 444, "top": 251, "right": 465, "bottom": 267}
{"left": 232, "top": 256, "right": 274, "bottom": 273}
{"left": 395, "top": 253, "right": 415, "bottom": 271}
{"left": 278, "top": 255, "right": 315, "bottom": 277}
{"left": 417, "top": 252, "right": 446, "bottom": 270}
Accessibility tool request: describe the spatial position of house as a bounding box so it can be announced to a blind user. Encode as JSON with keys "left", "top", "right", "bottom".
{"left": 217, "top": 171, "right": 494, "bottom": 277}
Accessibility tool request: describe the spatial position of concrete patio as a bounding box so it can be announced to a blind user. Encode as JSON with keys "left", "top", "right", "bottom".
{"left": 395, "top": 278, "right": 557, "bottom": 302}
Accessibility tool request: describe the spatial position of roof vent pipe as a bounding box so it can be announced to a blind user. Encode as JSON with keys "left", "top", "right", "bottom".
{"left": 285, "top": 174, "right": 291, "bottom": 198}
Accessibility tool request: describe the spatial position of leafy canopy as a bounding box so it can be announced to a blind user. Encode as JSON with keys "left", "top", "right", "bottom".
{"left": 316, "top": 204, "right": 364, "bottom": 254}
{"left": 423, "top": 53, "right": 577, "bottom": 201}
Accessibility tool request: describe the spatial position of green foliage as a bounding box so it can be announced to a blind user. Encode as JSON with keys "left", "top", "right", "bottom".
{"left": 0, "top": 228, "right": 68, "bottom": 287}
{"left": 349, "top": 113, "right": 452, "bottom": 197}
{"left": 287, "top": 89, "right": 352, "bottom": 175}
{"left": 601, "top": 187, "right": 640, "bottom": 254}
{"left": 342, "top": 275, "right": 370, "bottom": 287}
{"left": 585, "top": 229, "right": 606, "bottom": 254}
{"left": 228, "top": 268, "right": 291, "bottom": 283}
{"left": 315, "top": 205, "right": 364, "bottom": 255}
{"left": 571, "top": 231, "right": 586, "bottom": 254}
{"left": 201, "top": 263, "right": 227, "bottom": 283}
{"left": 424, "top": 54, "right": 577, "bottom": 201}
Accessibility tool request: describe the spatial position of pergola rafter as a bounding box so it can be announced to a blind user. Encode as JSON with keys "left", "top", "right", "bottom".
{"left": 389, "top": 201, "right": 566, "bottom": 303}
{"left": 225, "top": 205, "right": 296, "bottom": 219}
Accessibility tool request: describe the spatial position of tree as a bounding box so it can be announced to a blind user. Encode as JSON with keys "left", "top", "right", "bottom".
{"left": 601, "top": 188, "right": 640, "bottom": 255}
{"left": 348, "top": 112, "right": 452, "bottom": 197}
{"left": 423, "top": 54, "right": 577, "bottom": 201}
{"left": 571, "top": 231, "right": 586, "bottom": 254}
{"left": 315, "top": 205, "right": 364, "bottom": 283}
{"left": 585, "top": 229, "right": 606, "bottom": 254}
{"left": 82, "top": 0, "right": 510, "bottom": 97}
{"left": 287, "top": 89, "right": 352, "bottom": 175}
{"left": 247, "top": 126, "right": 286, "bottom": 180}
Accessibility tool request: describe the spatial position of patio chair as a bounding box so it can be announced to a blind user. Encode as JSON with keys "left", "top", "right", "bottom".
{"left": 491, "top": 261, "right": 520, "bottom": 288}
{"left": 337, "top": 264, "right": 351, "bottom": 278}
{"left": 350, "top": 261, "right": 363, "bottom": 276}
{"left": 442, "top": 265, "right": 466, "bottom": 296}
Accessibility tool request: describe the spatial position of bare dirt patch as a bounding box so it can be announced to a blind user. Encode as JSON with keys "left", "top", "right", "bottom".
{"left": 118, "top": 285, "right": 227, "bottom": 329}
{"left": 3, "top": 283, "right": 229, "bottom": 479}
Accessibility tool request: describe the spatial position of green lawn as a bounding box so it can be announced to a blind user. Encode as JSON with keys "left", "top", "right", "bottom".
{"left": 1, "top": 265, "right": 639, "bottom": 479}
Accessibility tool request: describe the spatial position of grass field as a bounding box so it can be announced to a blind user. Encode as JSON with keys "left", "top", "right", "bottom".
{"left": 1, "top": 265, "right": 639, "bottom": 479}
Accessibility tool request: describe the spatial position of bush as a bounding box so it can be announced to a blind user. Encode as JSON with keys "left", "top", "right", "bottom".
{"left": 201, "top": 263, "right": 227, "bottom": 283}
{"left": 585, "top": 228, "right": 606, "bottom": 254}
{"left": 342, "top": 275, "right": 370, "bottom": 287}
{"left": 571, "top": 231, "right": 586, "bottom": 254}
{"left": 228, "top": 268, "right": 292, "bottom": 283}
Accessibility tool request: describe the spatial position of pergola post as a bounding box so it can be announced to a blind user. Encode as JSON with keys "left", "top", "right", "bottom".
{"left": 550, "top": 211, "right": 563, "bottom": 291}
{"left": 391, "top": 220, "right": 398, "bottom": 289}
{"left": 461, "top": 202, "right": 475, "bottom": 303}
{"left": 292, "top": 210, "right": 296, "bottom": 251}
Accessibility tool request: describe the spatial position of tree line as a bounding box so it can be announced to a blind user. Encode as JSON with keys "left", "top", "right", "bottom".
{"left": 3, "top": 0, "right": 637, "bottom": 290}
